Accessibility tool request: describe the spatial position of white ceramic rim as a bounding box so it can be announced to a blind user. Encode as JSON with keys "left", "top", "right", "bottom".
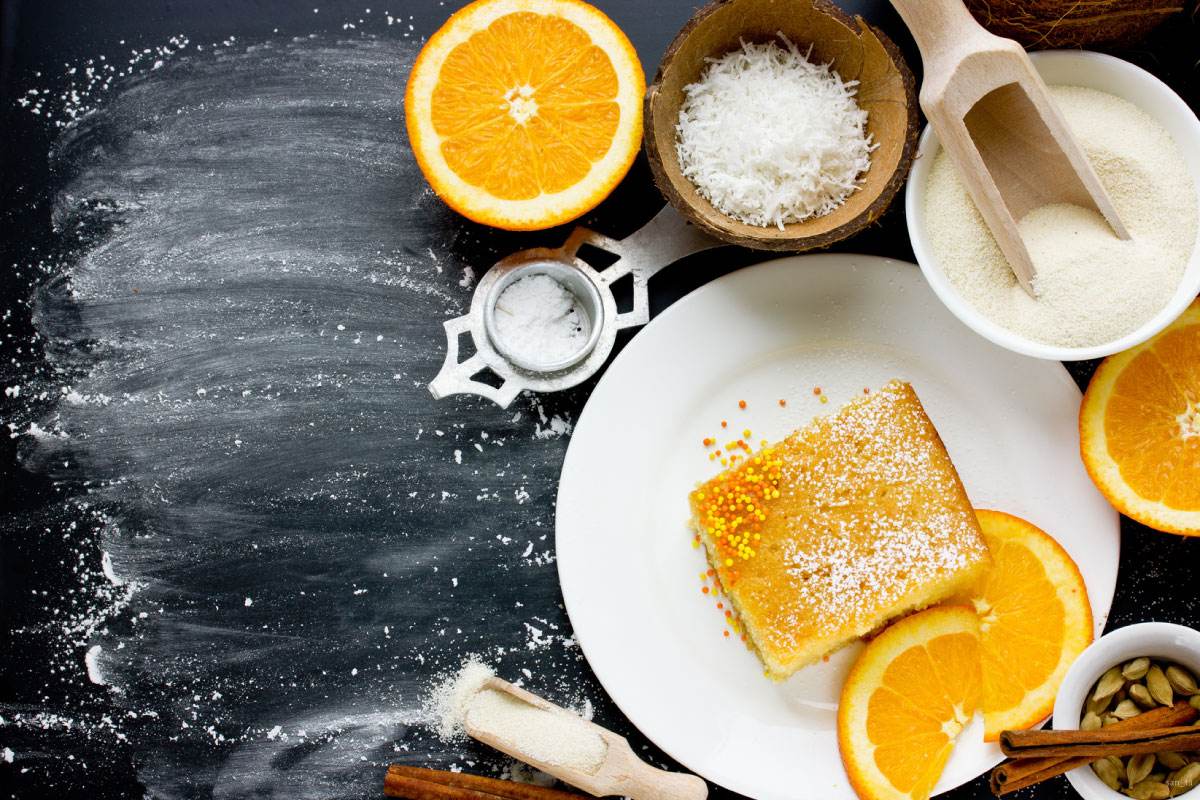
{"left": 905, "top": 50, "right": 1200, "bottom": 361}
{"left": 1052, "top": 622, "right": 1200, "bottom": 800}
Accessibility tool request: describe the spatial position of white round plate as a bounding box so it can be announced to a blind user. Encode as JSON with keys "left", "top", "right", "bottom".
{"left": 556, "top": 255, "right": 1119, "bottom": 800}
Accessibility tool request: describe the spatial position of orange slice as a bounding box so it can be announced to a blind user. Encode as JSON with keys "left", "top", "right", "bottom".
{"left": 838, "top": 606, "right": 980, "bottom": 800}
{"left": 954, "top": 510, "right": 1093, "bottom": 740}
{"left": 404, "top": 0, "right": 644, "bottom": 230}
{"left": 1080, "top": 299, "right": 1200, "bottom": 535}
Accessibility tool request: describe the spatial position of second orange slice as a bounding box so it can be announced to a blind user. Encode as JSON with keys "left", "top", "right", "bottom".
{"left": 838, "top": 606, "right": 981, "bottom": 800}
{"left": 953, "top": 509, "right": 1093, "bottom": 740}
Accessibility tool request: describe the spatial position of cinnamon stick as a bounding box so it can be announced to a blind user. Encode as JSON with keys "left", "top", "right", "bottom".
{"left": 989, "top": 701, "right": 1198, "bottom": 795}
{"left": 1000, "top": 725, "right": 1200, "bottom": 759}
{"left": 384, "top": 765, "right": 586, "bottom": 800}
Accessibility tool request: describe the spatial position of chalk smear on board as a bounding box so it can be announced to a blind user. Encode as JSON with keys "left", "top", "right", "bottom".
{"left": 14, "top": 30, "right": 596, "bottom": 800}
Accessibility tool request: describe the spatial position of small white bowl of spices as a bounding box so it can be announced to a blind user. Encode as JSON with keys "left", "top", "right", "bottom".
{"left": 906, "top": 51, "right": 1200, "bottom": 360}
{"left": 1052, "top": 622, "right": 1200, "bottom": 800}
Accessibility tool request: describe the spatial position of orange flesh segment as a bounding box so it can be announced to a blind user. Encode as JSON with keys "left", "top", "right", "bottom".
{"left": 866, "top": 630, "right": 979, "bottom": 796}
{"left": 1105, "top": 325, "right": 1200, "bottom": 508}
{"left": 957, "top": 510, "right": 1092, "bottom": 740}
{"left": 431, "top": 11, "right": 619, "bottom": 200}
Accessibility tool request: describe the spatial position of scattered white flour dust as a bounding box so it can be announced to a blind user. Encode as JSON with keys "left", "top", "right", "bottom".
{"left": 84, "top": 645, "right": 107, "bottom": 686}
{"left": 493, "top": 275, "right": 590, "bottom": 367}
{"left": 2, "top": 7, "right": 611, "bottom": 798}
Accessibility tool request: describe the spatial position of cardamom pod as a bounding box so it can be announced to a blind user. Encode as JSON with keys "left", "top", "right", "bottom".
{"left": 1166, "top": 665, "right": 1198, "bottom": 696}
{"left": 1094, "top": 762, "right": 1123, "bottom": 791}
{"left": 1124, "top": 657, "right": 1152, "bottom": 680}
{"left": 1093, "top": 758, "right": 1122, "bottom": 790}
{"left": 1125, "top": 779, "right": 1170, "bottom": 800}
{"left": 1190, "top": 694, "right": 1200, "bottom": 711}
{"left": 1129, "top": 753, "right": 1157, "bottom": 786}
{"left": 1081, "top": 711, "right": 1103, "bottom": 730}
{"left": 1094, "top": 666, "right": 1126, "bottom": 702}
{"left": 1106, "top": 755, "right": 1128, "bottom": 783}
{"left": 1147, "top": 665, "right": 1175, "bottom": 707}
{"left": 1113, "top": 698, "right": 1141, "bottom": 719}
{"left": 1172, "top": 763, "right": 1200, "bottom": 793}
{"left": 1130, "top": 683, "right": 1156, "bottom": 708}
{"left": 1089, "top": 692, "right": 1115, "bottom": 715}
{"left": 1157, "top": 751, "right": 1188, "bottom": 771}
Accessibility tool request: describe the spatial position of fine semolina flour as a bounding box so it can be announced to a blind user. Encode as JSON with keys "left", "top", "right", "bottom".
{"left": 924, "top": 85, "right": 1198, "bottom": 348}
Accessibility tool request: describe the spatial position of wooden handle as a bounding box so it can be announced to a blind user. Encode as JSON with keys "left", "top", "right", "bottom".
{"left": 619, "top": 764, "right": 708, "bottom": 800}
{"left": 888, "top": 0, "right": 993, "bottom": 68}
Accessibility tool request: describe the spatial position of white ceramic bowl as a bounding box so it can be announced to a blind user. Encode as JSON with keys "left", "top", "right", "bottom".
{"left": 905, "top": 51, "right": 1200, "bottom": 361}
{"left": 1052, "top": 622, "right": 1200, "bottom": 800}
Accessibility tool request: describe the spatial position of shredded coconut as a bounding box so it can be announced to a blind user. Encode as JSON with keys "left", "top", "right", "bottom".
{"left": 675, "top": 34, "right": 874, "bottom": 229}
{"left": 924, "top": 85, "right": 1197, "bottom": 348}
{"left": 493, "top": 275, "right": 589, "bottom": 367}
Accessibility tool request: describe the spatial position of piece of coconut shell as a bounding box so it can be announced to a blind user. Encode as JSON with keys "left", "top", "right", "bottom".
{"left": 964, "top": 0, "right": 1186, "bottom": 49}
{"left": 644, "top": 0, "right": 919, "bottom": 252}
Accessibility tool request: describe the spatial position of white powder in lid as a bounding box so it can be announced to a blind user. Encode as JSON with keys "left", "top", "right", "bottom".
{"left": 924, "top": 85, "right": 1198, "bottom": 348}
{"left": 494, "top": 274, "right": 590, "bottom": 367}
{"left": 465, "top": 688, "right": 607, "bottom": 775}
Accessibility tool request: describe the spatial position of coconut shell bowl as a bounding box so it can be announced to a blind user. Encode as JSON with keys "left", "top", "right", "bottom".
{"left": 644, "top": 0, "right": 920, "bottom": 252}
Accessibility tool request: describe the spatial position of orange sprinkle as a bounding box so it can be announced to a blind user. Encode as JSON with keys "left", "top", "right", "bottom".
{"left": 738, "top": 400, "right": 747, "bottom": 409}
{"left": 706, "top": 569, "right": 715, "bottom": 576}
{"left": 702, "top": 586, "right": 710, "bottom": 594}
{"left": 702, "top": 437, "right": 714, "bottom": 447}
{"left": 723, "top": 630, "right": 730, "bottom": 638}
{"left": 813, "top": 386, "right": 822, "bottom": 395}
{"left": 724, "top": 610, "right": 732, "bottom": 618}
{"left": 864, "top": 387, "right": 871, "bottom": 394}
{"left": 717, "top": 602, "right": 724, "bottom": 609}
{"left": 778, "top": 399, "right": 786, "bottom": 407}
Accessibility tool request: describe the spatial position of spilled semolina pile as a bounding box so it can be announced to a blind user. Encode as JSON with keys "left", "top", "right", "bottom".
{"left": 675, "top": 35, "right": 874, "bottom": 229}
{"left": 925, "top": 85, "right": 1198, "bottom": 348}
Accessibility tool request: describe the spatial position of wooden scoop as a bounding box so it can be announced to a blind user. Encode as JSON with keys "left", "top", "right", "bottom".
{"left": 890, "top": 0, "right": 1129, "bottom": 295}
{"left": 464, "top": 677, "right": 707, "bottom": 800}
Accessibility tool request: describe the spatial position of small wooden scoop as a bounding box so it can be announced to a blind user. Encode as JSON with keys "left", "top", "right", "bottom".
{"left": 890, "top": 0, "right": 1129, "bottom": 295}
{"left": 464, "top": 677, "right": 707, "bottom": 800}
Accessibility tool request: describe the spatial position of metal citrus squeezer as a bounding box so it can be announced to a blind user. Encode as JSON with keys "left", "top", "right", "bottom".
{"left": 429, "top": 206, "right": 721, "bottom": 407}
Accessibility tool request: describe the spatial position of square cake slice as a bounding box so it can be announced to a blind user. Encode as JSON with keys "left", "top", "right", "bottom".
{"left": 688, "top": 380, "right": 990, "bottom": 680}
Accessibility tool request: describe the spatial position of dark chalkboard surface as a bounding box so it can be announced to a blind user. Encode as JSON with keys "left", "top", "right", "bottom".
{"left": 1, "top": 3, "right": 1197, "bottom": 800}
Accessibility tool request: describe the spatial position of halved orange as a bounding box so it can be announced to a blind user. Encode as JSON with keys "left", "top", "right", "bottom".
{"left": 953, "top": 510, "right": 1092, "bottom": 741}
{"left": 405, "top": 0, "right": 645, "bottom": 230}
{"left": 838, "top": 606, "right": 980, "bottom": 800}
{"left": 1080, "top": 299, "right": 1200, "bottom": 535}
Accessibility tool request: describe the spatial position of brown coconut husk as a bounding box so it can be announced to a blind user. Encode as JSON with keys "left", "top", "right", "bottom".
{"left": 963, "top": 0, "right": 1187, "bottom": 49}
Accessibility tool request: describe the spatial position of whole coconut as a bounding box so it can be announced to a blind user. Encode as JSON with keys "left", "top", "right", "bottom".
{"left": 964, "top": 0, "right": 1185, "bottom": 48}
